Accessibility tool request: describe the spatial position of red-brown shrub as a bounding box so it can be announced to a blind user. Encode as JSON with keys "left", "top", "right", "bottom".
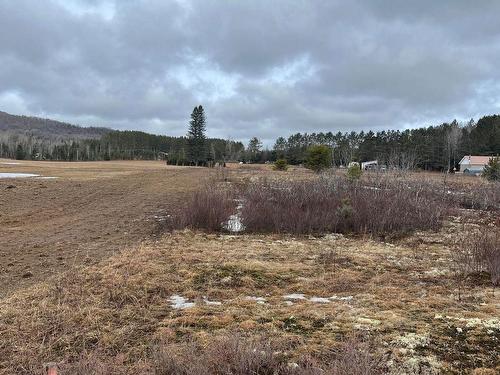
{"left": 453, "top": 228, "right": 500, "bottom": 286}
{"left": 240, "top": 176, "right": 447, "bottom": 235}
{"left": 174, "top": 184, "right": 236, "bottom": 232}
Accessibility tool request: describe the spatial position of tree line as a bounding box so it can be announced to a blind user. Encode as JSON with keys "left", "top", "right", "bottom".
{"left": 262, "top": 115, "right": 499, "bottom": 171}
{"left": 0, "top": 129, "right": 244, "bottom": 164}
{"left": 1, "top": 107, "right": 498, "bottom": 171}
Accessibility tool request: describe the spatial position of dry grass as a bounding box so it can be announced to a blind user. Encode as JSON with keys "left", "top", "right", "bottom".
{"left": 1, "top": 224, "right": 499, "bottom": 374}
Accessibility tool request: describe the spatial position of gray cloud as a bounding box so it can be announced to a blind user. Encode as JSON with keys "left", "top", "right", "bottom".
{"left": 0, "top": 0, "right": 499, "bottom": 145}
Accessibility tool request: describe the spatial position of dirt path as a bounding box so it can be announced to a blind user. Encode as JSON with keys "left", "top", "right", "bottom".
{"left": 0, "top": 160, "right": 209, "bottom": 297}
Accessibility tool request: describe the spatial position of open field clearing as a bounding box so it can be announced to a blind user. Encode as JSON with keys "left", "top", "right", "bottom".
{"left": 0, "top": 159, "right": 214, "bottom": 297}
{"left": 0, "top": 161, "right": 499, "bottom": 374}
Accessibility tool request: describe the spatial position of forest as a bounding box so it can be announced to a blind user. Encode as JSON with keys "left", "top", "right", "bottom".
{"left": 0, "top": 129, "right": 244, "bottom": 164}
{"left": 263, "top": 115, "right": 500, "bottom": 171}
{"left": 0, "top": 114, "right": 498, "bottom": 171}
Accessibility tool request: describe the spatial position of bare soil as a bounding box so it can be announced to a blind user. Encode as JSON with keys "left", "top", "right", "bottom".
{"left": 0, "top": 159, "right": 210, "bottom": 297}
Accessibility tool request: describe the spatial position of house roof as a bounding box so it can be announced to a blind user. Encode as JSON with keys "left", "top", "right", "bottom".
{"left": 459, "top": 155, "right": 493, "bottom": 165}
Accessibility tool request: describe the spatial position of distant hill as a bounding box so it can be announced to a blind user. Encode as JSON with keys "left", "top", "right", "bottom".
{"left": 0, "top": 111, "right": 110, "bottom": 141}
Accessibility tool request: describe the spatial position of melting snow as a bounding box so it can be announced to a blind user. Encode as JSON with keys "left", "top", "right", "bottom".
{"left": 203, "top": 297, "right": 222, "bottom": 306}
{"left": 0, "top": 173, "right": 40, "bottom": 178}
{"left": 169, "top": 295, "right": 195, "bottom": 309}
{"left": 283, "top": 293, "right": 306, "bottom": 300}
{"left": 223, "top": 201, "right": 245, "bottom": 232}
{"left": 283, "top": 294, "right": 354, "bottom": 303}
{"left": 309, "top": 297, "right": 331, "bottom": 303}
{"left": 246, "top": 296, "right": 267, "bottom": 304}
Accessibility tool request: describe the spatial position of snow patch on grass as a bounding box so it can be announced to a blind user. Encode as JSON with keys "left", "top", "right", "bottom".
{"left": 0, "top": 173, "right": 40, "bottom": 178}
{"left": 169, "top": 295, "right": 195, "bottom": 309}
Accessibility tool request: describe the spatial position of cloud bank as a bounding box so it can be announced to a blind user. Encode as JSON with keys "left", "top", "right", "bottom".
{"left": 1, "top": 0, "right": 499, "bottom": 144}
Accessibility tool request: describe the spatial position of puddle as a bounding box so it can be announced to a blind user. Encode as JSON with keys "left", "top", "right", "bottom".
{"left": 0, "top": 173, "right": 40, "bottom": 178}
{"left": 169, "top": 295, "right": 195, "bottom": 309}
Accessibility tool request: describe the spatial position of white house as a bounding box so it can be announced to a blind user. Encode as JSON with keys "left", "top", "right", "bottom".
{"left": 458, "top": 155, "right": 493, "bottom": 173}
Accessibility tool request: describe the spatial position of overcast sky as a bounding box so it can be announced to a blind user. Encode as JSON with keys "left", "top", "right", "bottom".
{"left": 1, "top": 0, "right": 499, "bottom": 145}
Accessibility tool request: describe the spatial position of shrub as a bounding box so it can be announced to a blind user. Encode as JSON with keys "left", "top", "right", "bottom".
{"left": 453, "top": 183, "right": 500, "bottom": 211}
{"left": 305, "top": 145, "right": 332, "bottom": 172}
{"left": 175, "top": 184, "right": 236, "bottom": 232}
{"left": 274, "top": 159, "right": 289, "bottom": 171}
{"left": 453, "top": 228, "right": 500, "bottom": 286}
{"left": 152, "top": 334, "right": 384, "bottom": 375}
{"left": 239, "top": 176, "right": 447, "bottom": 235}
{"left": 482, "top": 157, "right": 500, "bottom": 181}
{"left": 347, "top": 164, "right": 362, "bottom": 181}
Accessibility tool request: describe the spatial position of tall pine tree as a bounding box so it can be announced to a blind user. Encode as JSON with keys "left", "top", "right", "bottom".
{"left": 187, "top": 105, "right": 207, "bottom": 166}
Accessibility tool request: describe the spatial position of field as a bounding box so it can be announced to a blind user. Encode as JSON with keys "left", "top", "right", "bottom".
{"left": 0, "top": 160, "right": 499, "bottom": 374}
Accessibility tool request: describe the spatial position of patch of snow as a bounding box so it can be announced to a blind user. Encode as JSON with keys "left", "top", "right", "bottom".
{"left": 284, "top": 301, "right": 294, "bottom": 306}
{"left": 0, "top": 173, "right": 40, "bottom": 178}
{"left": 36, "top": 176, "right": 58, "bottom": 180}
{"left": 203, "top": 297, "right": 222, "bottom": 306}
{"left": 283, "top": 293, "right": 306, "bottom": 300}
{"left": 309, "top": 297, "right": 331, "bottom": 304}
{"left": 223, "top": 202, "right": 245, "bottom": 232}
{"left": 169, "top": 295, "right": 195, "bottom": 309}
{"left": 0, "top": 162, "right": 21, "bottom": 165}
{"left": 246, "top": 296, "right": 267, "bottom": 304}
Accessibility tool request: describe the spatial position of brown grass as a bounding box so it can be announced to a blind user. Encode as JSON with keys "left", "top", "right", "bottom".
{"left": 1, "top": 228, "right": 498, "bottom": 374}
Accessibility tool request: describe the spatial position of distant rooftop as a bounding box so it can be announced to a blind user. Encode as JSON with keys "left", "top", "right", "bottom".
{"left": 459, "top": 155, "right": 494, "bottom": 164}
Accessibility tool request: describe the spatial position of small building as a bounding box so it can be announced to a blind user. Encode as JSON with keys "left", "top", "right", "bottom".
{"left": 361, "top": 160, "right": 378, "bottom": 170}
{"left": 458, "top": 155, "right": 493, "bottom": 173}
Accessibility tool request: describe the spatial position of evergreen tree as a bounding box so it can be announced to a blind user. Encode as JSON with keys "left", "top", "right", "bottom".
{"left": 305, "top": 145, "right": 332, "bottom": 172}
{"left": 187, "top": 105, "right": 207, "bottom": 166}
{"left": 247, "top": 137, "right": 262, "bottom": 163}
{"left": 482, "top": 157, "right": 500, "bottom": 181}
{"left": 15, "top": 144, "right": 25, "bottom": 160}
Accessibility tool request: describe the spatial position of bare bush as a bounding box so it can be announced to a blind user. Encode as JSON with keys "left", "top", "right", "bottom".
{"left": 152, "top": 334, "right": 384, "bottom": 375}
{"left": 453, "top": 183, "right": 500, "bottom": 211}
{"left": 174, "top": 184, "right": 236, "bottom": 231}
{"left": 239, "top": 176, "right": 447, "bottom": 235}
{"left": 453, "top": 228, "right": 500, "bottom": 286}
